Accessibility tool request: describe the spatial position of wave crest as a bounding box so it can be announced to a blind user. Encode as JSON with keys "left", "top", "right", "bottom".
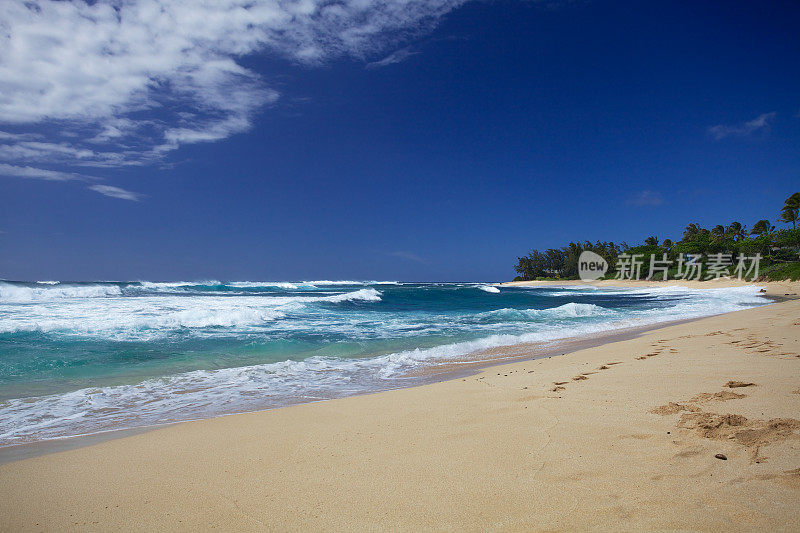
{"left": 477, "top": 302, "right": 610, "bottom": 322}
{"left": 0, "top": 282, "right": 122, "bottom": 302}
{"left": 477, "top": 285, "right": 500, "bottom": 293}
{"left": 323, "top": 288, "right": 382, "bottom": 302}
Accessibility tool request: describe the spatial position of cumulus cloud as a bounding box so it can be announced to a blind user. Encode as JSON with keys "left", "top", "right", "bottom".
{"left": 0, "top": 0, "right": 468, "bottom": 171}
{"left": 707, "top": 112, "right": 776, "bottom": 140}
{"left": 88, "top": 184, "right": 144, "bottom": 201}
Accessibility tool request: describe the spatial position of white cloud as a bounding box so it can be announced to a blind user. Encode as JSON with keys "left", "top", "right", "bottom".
{"left": 707, "top": 112, "right": 776, "bottom": 140}
{"left": 88, "top": 184, "right": 144, "bottom": 201}
{"left": 0, "top": 163, "right": 92, "bottom": 181}
{"left": 627, "top": 190, "right": 664, "bottom": 207}
{"left": 1, "top": 162, "right": 145, "bottom": 200}
{"left": 0, "top": 0, "right": 468, "bottom": 170}
{"left": 366, "top": 46, "right": 419, "bottom": 68}
{"left": 0, "top": 131, "right": 41, "bottom": 141}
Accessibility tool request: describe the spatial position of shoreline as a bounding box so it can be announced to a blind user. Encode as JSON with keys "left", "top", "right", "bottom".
{"left": 498, "top": 277, "right": 799, "bottom": 295}
{"left": 1, "top": 283, "right": 799, "bottom": 529}
{"left": 0, "top": 280, "right": 785, "bottom": 464}
{"left": 0, "top": 315, "right": 702, "bottom": 464}
{"left": 0, "top": 280, "right": 783, "bottom": 462}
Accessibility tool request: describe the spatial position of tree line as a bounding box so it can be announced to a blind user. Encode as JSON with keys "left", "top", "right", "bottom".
{"left": 514, "top": 192, "right": 800, "bottom": 281}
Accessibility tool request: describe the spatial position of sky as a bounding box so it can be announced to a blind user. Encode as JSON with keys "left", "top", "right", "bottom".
{"left": 1, "top": 0, "right": 799, "bottom": 282}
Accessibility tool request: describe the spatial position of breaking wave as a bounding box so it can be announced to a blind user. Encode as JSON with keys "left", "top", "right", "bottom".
{"left": 477, "top": 285, "right": 501, "bottom": 293}
{"left": 0, "top": 282, "right": 122, "bottom": 302}
{"left": 0, "top": 281, "right": 770, "bottom": 446}
{"left": 476, "top": 303, "right": 611, "bottom": 322}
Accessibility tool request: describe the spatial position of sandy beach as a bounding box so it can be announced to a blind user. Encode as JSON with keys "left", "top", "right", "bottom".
{"left": 1, "top": 280, "right": 799, "bottom": 531}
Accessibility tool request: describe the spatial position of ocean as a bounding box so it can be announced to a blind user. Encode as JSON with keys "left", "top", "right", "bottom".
{"left": 0, "top": 280, "right": 769, "bottom": 446}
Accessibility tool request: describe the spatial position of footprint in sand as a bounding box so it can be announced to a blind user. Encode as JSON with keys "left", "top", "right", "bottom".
{"left": 691, "top": 390, "right": 746, "bottom": 402}
{"left": 677, "top": 412, "right": 800, "bottom": 463}
{"left": 725, "top": 381, "right": 756, "bottom": 388}
{"left": 648, "top": 381, "right": 800, "bottom": 463}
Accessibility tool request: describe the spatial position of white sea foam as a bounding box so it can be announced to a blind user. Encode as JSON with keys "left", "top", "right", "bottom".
{"left": 324, "top": 288, "right": 382, "bottom": 302}
{"left": 0, "top": 282, "right": 122, "bottom": 302}
{"left": 132, "top": 280, "right": 391, "bottom": 292}
{"left": 303, "top": 280, "right": 400, "bottom": 286}
{"left": 0, "top": 283, "right": 769, "bottom": 446}
{"left": 0, "top": 288, "right": 382, "bottom": 338}
{"left": 227, "top": 281, "right": 299, "bottom": 289}
{"left": 477, "top": 285, "right": 501, "bottom": 293}
{"left": 476, "top": 303, "right": 611, "bottom": 322}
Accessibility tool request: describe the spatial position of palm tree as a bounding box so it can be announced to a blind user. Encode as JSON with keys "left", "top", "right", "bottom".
{"left": 644, "top": 236, "right": 659, "bottom": 246}
{"left": 780, "top": 207, "right": 799, "bottom": 229}
{"left": 780, "top": 192, "right": 800, "bottom": 229}
{"left": 750, "top": 219, "right": 774, "bottom": 236}
{"left": 682, "top": 223, "right": 701, "bottom": 241}
{"left": 661, "top": 239, "right": 673, "bottom": 250}
{"left": 711, "top": 225, "right": 726, "bottom": 240}
{"left": 726, "top": 221, "right": 747, "bottom": 241}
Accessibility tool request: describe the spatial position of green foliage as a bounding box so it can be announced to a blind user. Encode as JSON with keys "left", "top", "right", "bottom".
{"left": 671, "top": 232, "right": 711, "bottom": 255}
{"left": 682, "top": 223, "right": 697, "bottom": 239}
{"left": 784, "top": 192, "right": 800, "bottom": 209}
{"left": 624, "top": 244, "right": 662, "bottom": 256}
{"left": 774, "top": 228, "right": 800, "bottom": 248}
{"left": 514, "top": 241, "right": 622, "bottom": 280}
{"left": 770, "top": 248, "right": 800, "bottom": 262}
{"left": 738, "top": 234, "right": 773, "bottom": 256}
{"left": 750, "top": 219, "right": 773, "bottom": 236}
{"left": 779, "top": 192, "right": 800, "bottom": 229}
{"left": 726, "top": 221, "right": 747, "bottom": 240}
{"left": 779, "top": 208, "right": 799, "bottom": 228}
{"left": 512, "top": 192, "right": 800, "bottom": 281}
{"left": 761, "top": 262, "right": 800, "bottom": 281}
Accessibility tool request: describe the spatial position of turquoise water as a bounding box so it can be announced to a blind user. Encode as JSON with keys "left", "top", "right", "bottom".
{"left": 0, "top": 280, "right": 768, "bottom": 445}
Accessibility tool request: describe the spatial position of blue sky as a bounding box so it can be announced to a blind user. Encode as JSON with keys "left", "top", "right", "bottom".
{"left": 1, "top": 0, "right": 798, "bottom": 281}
